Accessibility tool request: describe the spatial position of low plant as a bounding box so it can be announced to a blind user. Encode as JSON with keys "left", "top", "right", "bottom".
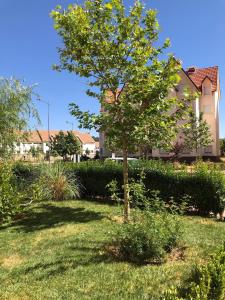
{"left": 182, "top": 244, "right": 225, "bottom": 300}
{"left": 162, "top": 243, "right": 225, "bottom": 300}
{"left": 114, "top": 210, "right": 183, "bottom": 264}
{"left": 37, "top": 163, "right": 80, "bottom": 201}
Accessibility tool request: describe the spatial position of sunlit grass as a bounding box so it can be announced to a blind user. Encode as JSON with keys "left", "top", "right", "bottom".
{"left": 0, "top": 200, "right": 225, "bottom": 299}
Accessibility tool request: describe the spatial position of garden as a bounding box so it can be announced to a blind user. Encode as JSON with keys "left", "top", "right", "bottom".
{"left": 1, "top": 1, "right": 225, "bottom": 299}
{"left": 1, "top": 160, "right": 225, "bottom": 299}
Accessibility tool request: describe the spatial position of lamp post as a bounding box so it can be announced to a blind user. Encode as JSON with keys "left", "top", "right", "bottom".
{"left": 37, "top": 99, "right": 50, "bottom": 163}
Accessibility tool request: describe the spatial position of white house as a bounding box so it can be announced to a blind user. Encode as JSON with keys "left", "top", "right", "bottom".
{"left": 15, "top": 130, "right": 96, "bottom": 158}
{"left": 99, "top": 66, "right": 221, "bottom": 159}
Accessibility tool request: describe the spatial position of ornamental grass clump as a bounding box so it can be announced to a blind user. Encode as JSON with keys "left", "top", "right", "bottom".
{"left": 38, "top": 163, "right": 80, "bottom": 201}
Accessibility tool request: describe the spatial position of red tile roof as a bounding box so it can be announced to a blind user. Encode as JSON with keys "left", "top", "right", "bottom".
{"left": 186, "top": 66, "right": 218, "bottom": 92}
{"left": 23, "top": 130, "right": 95, "bottom": 144}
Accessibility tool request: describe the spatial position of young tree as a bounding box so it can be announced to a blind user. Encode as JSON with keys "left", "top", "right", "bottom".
{"left": 85, "top": 148, "right": 90, "bottom": 156}
{"left": 0, "top": 78, "right": 39, "bottom": 158}
{"left": 29, "top": 146, "right": 43, "bottom": 160}
{"left": 51, "top": 0, "right": 194, "bottom": 222}
{"left": 51, "top": 131, "right": 81, "bottom": 161}
{"left": 183, "top": 111, "right": 213, "bottom": 158}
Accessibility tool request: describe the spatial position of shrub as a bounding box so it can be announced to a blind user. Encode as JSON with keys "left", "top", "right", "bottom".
{"left": 182, "top": 244, "right": 225, "bottom": 300}
{"left": 66, "top": 160, "right": 123, "bottom": 198}
{"left": 12, "top": 162, "right": 41, "bottom": 190}
{"left": 74, "top": 161, "right": 225, "bottom": 215}
{"left": 12, "top": 160, "right": 225, "bottom": 215}
{"left": 0, "top": 161, "right": 23, "bottom": 222}
{"left": 37, "top": 163, "right": 80, "bottom": 201}
{"left": 115, "top": 210, "right": 183, "bottom": 264}
{"left": 163, "top": 243, "right": 225, "bottom": 300}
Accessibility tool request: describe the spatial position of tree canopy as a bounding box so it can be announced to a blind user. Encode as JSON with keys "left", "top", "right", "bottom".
{"left": 51, "top": 131, "right": 81, "bottom": 160}
{"left": 183, "top": 111, "right": 213, "bottom": 157}
{"left": 0, "top": 78, "right": 39, "bottom": 158}
{"left": 51, "top": 0, "right": 195, "bottom": 221}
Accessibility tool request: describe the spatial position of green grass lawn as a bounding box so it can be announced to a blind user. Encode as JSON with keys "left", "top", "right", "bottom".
{"left": 0, "top": 200, "right": 225, "bottom": 300}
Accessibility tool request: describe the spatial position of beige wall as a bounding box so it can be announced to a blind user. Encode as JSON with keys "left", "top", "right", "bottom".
{"left": 99, "top": 70, "right": 221, "bottom": 158}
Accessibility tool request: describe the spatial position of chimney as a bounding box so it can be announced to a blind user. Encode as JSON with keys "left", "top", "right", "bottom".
{"left": 187, "top": 66, "right": 196, "bottom": 74}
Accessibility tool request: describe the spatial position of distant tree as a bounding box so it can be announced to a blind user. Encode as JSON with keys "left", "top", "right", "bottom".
{"left": 94, "top": 150, "right": 100, "bottom": 159}
{"left": 28, "top": 146, "right": 43, "bottom": 160}
{"left": 170, "top": 141, "right": 185, "bottom": 161}
{"left": 92, "top": 136, "right": 99, "bottom": 142}
{"left": 220, "top": 139, "right": 225, "bottom": 157}
{"left": 51, "top": 131, "right": 81, "bottom": 160}
{"left": 183, "top": 112, "right": 213, "bottom": 158}
{"left": 0, "top": 78, "right": 39, "bottom": 158}
{"left": 85, "top": 148, "right": 90, "bottom": 156}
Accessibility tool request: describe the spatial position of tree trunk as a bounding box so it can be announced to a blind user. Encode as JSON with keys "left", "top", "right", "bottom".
{"left": 123, "top": 146, "right": 130, "bottom": 223}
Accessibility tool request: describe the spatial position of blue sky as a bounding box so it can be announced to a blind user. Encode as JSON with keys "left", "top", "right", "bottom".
{"left": 0, "top": 0, "right": 224, "bottom": 137}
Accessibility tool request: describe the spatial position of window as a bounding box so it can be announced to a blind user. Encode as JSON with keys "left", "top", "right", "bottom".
{"left": 204, "top": 146, "right": 213, "bottom": 154}
{"left": 203, "top": 105, "right": 211, "bottom": 114}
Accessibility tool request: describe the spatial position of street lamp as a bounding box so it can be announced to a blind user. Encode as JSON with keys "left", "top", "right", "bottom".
{"left": 37, "top": 98, "right": 51, "bottom": 163}
{"left": 66, "top": 121, "right": 74, "bottom": 131}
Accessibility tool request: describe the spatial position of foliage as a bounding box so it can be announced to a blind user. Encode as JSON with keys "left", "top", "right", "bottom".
{"left": 28, "top": 146, "right": 43, "bottom": 160}
{"left": 220, "top": 139, "right": 225, "bottom": 157}
{"left": 11, "top": 160, "right": 225, "bottom": 215}
{"left": 115, "top": 209, "right": 183, "bottom": 264}
{"left": 183, "top": 244, "right": 225, "bottom": 300}
{"left": 94, "top": 150, "right": 100, "bottom": 159}
{"left": 12, "top": 162, "right": 41, "bottom": 190}
{"left": 51, "top": 130, "right": 81, "bottom": 160}
{"left": 0, "top": 161, "right": 23, "bottom": 222}
{"left": 51, "top": 0, "right": 195, "bottom": 221}
{"left": 65, "top": 160, "right": 225, "bottom": 215}
{"left": 0, "top": 77, "right": 39, "bottom": 158}
{"left": 85, "top": 148, "right": 90, "bottom": 156}
{"left": 163, "top": 244, "right": 225, "bottom": 300}
{"left": 36, "top": 163, "right": 80, "bottom": 201}
{"left": 183, "top": 111, "right": 213, "bottom": 157}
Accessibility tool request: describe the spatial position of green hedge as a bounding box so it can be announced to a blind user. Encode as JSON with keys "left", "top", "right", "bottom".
{"left": 12, "top": 160, "right": 225, "bottom": 215}
{"left": 65, "top": 160, "right": 225, "bottom": 215}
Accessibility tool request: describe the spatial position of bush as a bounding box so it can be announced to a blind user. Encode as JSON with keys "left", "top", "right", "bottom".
{"left": 12, "top": 160, "right": 225, "bottom": 215}
{"left": 66, "top": 160, "right": 123, "bottom": 198}
{"left": 182, "top": 244, "right": 225, "bottom": 300}
{"left": 115, "top": 210, "right": 183, "bottom": 264}
{"left": 0, "top": 162, "right": 23, "bottom": 222}
{"left": 163, "top": 243, "right": 225, "bottom": 300}
{"left": 12, "top": 162, "right": 41, "bottom": 190}
{"left": 69, "top": 160, "right": 225, "bottom": 215}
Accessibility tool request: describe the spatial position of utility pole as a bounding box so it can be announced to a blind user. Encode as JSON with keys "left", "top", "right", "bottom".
{"left": 37, "top": 99, "right": 51, "bottom": 164}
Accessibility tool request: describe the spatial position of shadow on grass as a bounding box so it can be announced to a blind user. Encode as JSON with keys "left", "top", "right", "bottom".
{"left": 4, "top": 204, "right": 104, "bottom": 233}
{"left": 17, "top": 243, "right": 115, "bottom": 280}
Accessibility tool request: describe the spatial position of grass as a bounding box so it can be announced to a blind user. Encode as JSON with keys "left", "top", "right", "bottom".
{"left": 0, "top": 200, "right": 225, "bottom": 300}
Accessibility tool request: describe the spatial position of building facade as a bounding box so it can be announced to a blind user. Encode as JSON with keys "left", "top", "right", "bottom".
{"left": 15, "top": 130, "right": 96, "bottom": 158}
{"left": 99, "top": 66, "right": 221, "bottom": 159}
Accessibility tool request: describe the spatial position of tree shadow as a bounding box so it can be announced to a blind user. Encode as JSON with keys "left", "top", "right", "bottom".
{"left": 4, "top": 204, "right": 104, "bottom": 233}
{"left": 18, "top": 242, "right": 115, "bottom": 280}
